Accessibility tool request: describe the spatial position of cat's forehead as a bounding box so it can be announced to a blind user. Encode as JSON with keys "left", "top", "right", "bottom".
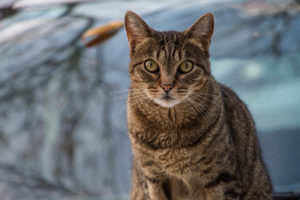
{"left": 130, "top": 30, "right": 207, "bottom": 69}
{"left": 150, "top": 31, "right": 187, "bottom": 65}
{"left": 155, "top": 31, "right": 185, "bottom": 45}
{"left": 131, "top": 31, "right": 186, "bottom": 63}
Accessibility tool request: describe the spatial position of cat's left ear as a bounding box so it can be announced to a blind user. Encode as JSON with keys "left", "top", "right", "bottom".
{"left": 184, "top": 13, "right": 214, "bottom": 50}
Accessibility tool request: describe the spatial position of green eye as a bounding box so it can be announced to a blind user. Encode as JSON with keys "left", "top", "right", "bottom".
{"left": 179, "top": 61, "right": 193, "bottom": 73}
{"left": 144, "top": 60, "right": 159, "bottom": 73}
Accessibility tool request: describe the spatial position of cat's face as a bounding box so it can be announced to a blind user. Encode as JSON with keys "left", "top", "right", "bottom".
{"left": 125, "top": 11, "right": 214, "bottom": 108}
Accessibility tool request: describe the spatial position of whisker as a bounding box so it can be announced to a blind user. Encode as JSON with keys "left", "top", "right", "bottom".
{"left": 110, "top": 88, "right": 145, "bottom": 95}
{"left": 191, "top": 93, "right": 222, "bottom": 108}
{"left": 186, "top": 97, "right": 210, "bottom": 124}
{"left": 112, "top": 90, "right": 147, "bottom": 101}
{"left": 192, "top": 91, "right": 230, "bottom": 101}
{"left": 194, "top": 102, "right": 210, "bottom": 124}
{"left": 184, "top": 98, "right": 198, "bottom": 116}
{"left": 123, "top": 96, "right": 150, "bottom": 113}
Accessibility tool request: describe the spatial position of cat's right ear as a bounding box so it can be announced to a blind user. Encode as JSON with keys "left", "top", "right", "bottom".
{"left": 184, "top": 12, "right": 214, "bottom": 50}
{"left": 124, "top": 11, "right": 153, "bottom": 52}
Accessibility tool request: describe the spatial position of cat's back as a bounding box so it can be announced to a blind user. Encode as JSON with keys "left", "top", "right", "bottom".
{"left": 218, "top": 83, "right": 273, "bottom": 191}
{"left": 218, "top": 82, "right": 257, "bottom": 151}
{"left": 219, "top": 83, "right": 254, "bottom": 128}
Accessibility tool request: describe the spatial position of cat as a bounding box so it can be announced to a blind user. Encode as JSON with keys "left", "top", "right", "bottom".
{"left": 125, "top": 11, "right": 273, "bottom": 200}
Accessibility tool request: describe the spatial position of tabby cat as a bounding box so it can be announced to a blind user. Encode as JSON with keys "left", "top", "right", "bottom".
{"left": 125, "top": 11, "right": 273, "bottom": 200}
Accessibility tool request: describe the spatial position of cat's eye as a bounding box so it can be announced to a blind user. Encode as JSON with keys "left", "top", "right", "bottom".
{"left": 178, "top": 61, "right": 194, "bottom": 73}
{"left": 144, "top": 60, "right": 159, "bottom": 73}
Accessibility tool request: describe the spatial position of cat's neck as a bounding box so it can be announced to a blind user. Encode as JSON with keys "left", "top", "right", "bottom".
{"left": 127, "top": 82, "right": 224, "bottom": 149}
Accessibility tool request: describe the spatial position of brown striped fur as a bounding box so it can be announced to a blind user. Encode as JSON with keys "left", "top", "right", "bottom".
{"left": 125, "top": 11, "right": 273, "bottom": 200}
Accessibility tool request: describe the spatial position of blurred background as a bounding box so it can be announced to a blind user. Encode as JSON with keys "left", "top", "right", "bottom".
{"left": 0, "top": 0, "right": 300, "bottom": 199}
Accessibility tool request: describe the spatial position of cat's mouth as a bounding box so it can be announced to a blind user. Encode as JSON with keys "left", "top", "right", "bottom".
{"left": 162, "top": 95, "right": 172, "bottom": 100}
{"left": 153, "top": 95, "right": 181, "bottom": 108}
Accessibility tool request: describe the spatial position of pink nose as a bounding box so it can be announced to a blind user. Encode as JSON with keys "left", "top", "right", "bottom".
{"left": 160, "top": 84, "right": 173, "bottom": 93}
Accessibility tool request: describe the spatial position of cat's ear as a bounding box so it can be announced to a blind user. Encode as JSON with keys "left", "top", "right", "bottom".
{"left": 184, "top": 12, "right": 214, "bottom": 49}
{"left": 124, "top": 11, "right": 153, "bottom": 52}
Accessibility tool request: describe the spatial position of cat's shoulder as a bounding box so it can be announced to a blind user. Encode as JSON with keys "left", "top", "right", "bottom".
{"left": 217, "top": 82, "right": 247, "bottom": 109}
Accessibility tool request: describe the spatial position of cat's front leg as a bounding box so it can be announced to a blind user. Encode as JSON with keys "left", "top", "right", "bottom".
{"left": 204, "top": 180, "right": 241, "bottom": 200}
{"left": 198, "top": 170, "right": 241, "bottom": 200}
{"left": 130, "top": 177, "right": 168, "bottom": 200}
{"left": 204, "top": 186, "right": 240, "bottom": 200}
{"left": 145, "top": 178, "right": 168, "bottom": 200}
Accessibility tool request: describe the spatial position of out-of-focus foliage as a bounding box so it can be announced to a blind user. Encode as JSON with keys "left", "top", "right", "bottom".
{"left": 0, "top": 0, "right": 300, "bottom": 199}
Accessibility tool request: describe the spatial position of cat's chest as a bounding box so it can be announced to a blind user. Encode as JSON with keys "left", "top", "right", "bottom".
{"left": 168, "top": 177, "right": 206, "bottom": 200}
{"left": 134, "top": 145, "right": 203, "bottom": 176}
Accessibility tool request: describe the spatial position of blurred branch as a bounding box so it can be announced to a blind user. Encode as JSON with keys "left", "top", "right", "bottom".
{"left": 13, "top": 0, "right": 96, "bottom": 9}
{"left": 60, "top": 4, "right": 76, "bottom": 17}
{"left": 0, "top": 14, "right": 95, "bottom": 103}
{"left": 0, "top": 163, "right": 105, "bottom": 199}
{"left": 242, "top": 1, "right": 300, "bottom": 17}
{"left": 0, "top": 0, "right": 96, "bottom": 11}
{"left": 0, "top": 0, "right": 17, "bottom": 19}
{"left": 0, "top": 0, "right": 96, "bottom": 20}
{"left": 0, "top": 163, "right": 76, "bottom": 195}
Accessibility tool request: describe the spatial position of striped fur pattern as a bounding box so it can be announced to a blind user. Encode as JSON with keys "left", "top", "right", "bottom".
{"left": 125, "top": 11, "right": 273, "bottom": 200}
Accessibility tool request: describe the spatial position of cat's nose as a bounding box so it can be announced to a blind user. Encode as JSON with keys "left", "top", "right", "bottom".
{"left": 160, "top": 84, "right": 173, "bottom": 93}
